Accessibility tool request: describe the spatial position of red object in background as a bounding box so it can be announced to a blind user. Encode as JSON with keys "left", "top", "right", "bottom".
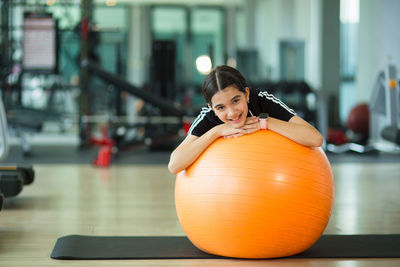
{"left": 90, "top": 136, "right": 114, "bottom": 147}
{"left": 183, "top": 119, "right": 192, "bottom": 134}
{"left": 90, "top": 124, "right": 114, "bottom": 146}
{"left": 81, "top": 17, "right": 89, "bottom": 40}
{"left": 347, "top": 103, "right": 370, "bottom": 135}
{"left": 91, "top": 125, "right": 114, "bottom": 167}
{"left": 92, "top": 146, "right": 112, "bottom": 167}
{"left": 327, "top": 128, "right": 349, "bottom": 145}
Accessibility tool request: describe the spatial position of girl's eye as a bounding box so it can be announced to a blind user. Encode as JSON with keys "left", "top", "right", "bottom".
{"left": 233, "top": 99, "right": 240, "bottom": 104}
{"left": 217, "top": 106, "right": 224, "bottom": 111}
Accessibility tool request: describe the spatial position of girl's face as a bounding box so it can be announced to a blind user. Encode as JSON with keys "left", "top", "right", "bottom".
{"left": 210, "top": 86, "right": 250, "bottom": 128}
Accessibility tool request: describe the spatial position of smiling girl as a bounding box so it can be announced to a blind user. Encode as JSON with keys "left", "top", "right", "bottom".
{"left": 168, "top": 65, "right": 323, "bottom": 174}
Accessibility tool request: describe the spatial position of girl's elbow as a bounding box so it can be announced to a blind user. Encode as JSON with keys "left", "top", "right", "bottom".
{"left": 168, "top": 160, "right": 182, "bottom": 175}
{"left": 312, "top": 133, "right": 324, "bottom": 147}
{"left": 302, "top": 131, "right": 323, "bottom": 147}
{"left": 168, "top": 162, "right": 178, "bottom": 175}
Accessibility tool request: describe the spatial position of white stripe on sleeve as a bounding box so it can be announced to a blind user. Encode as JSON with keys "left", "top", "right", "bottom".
{"left": 188, "top": 107, "right": 212, "bottom": 135}
{"left": 258, "top": 91, "right": 296, "bottom": 115}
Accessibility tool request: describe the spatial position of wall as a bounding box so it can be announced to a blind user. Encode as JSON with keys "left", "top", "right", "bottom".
{"left": 356, "top": 0, "right": 400, "bottom": 102}
{"left": 251, "top": 0, "right": 323, "bottom": 90}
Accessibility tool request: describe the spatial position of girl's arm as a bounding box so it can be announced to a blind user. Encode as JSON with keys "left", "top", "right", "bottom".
{"left": 168, "top": 123, "right": 248, "bottom": 174}
{"left": 267, "top": 115, "right": 323, "bottom": 147}
{"left": 168, "top": 115, "right": 322, "bottom": 174}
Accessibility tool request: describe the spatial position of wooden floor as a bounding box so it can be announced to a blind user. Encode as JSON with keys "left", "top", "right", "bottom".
{"left": 1, "top": 162, "right": 400, "bottom": 266}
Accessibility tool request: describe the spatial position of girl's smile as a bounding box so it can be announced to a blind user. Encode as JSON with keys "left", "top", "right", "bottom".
{"left": 228, "top": 113, "right": 243, "bottom": 124}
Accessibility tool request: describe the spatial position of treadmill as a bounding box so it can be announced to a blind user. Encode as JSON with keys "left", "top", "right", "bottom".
{"left": 0, "top": 97, "right": 35, "bottom": 209}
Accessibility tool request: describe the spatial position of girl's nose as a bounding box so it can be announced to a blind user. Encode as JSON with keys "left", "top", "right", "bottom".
{"left": 227, "top": 107, "right": 235, "bottom": 117}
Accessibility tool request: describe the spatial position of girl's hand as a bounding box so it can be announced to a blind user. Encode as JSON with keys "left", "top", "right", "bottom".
{"left": 241, "top": 116, "right": 260, "bottom": 133}
{"left": 224, "top": 116, "right": 260, "bottom": 138}
{"left": 216, "top": 123, "right": 243, "bottom": 138}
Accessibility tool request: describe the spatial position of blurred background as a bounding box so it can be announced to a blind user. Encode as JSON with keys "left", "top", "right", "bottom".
{"left": 0, "top": 0, "right": 399, "bottom": 164}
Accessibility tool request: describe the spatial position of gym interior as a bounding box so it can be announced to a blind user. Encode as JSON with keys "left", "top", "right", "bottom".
{"left": 1, "top": 0, "right": 400, "bottom": 265}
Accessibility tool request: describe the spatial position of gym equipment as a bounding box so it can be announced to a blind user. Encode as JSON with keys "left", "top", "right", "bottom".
{"left": 90, "top": 125, "right": 114, "bottom": 167}
{"left": 0, "top": 95, "right": 8, "bottom": 162}
{"left": 150, "top": 40, "right": 176, "bottom": 101}
{"left": 0, "top": 171, "right": 23, "bottom": 198}
{"left": 82, "top": 61, "right": 187, "bottom": 165}
{"left": 370, "top": 62, "right": 400, "bottom": 151}
{"left": 0, "top": 97, "right": 35, "bottom": 198}
{"left": 347, "top": 103, "right": 370, "bottom": 135}
{"left": 87, "top": 61, "right": 184, "bottom": 117}
{"left": 50, "top": 234, "right": 400, "bottom": 259}
{"left": 175, "top": 130, "right": 334, "bottom": 259}
{"left": 0, "top": 98, "right": 21, "bottom": 198}
{"left": 324, "top": 62, "right": 400, "bottom": 154}
{"left": 326, "top": 103, "right": 373, "bottom": 154}
{"left": 381, "top": 64, "right": 400, "bottom": 144}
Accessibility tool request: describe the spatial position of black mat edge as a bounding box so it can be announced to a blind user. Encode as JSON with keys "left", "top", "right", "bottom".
{"left": 51, "top": 234, "right": 400, "bottom": 260}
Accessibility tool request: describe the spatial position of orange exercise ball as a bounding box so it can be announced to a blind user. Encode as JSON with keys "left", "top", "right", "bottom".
{"left": 175, "top": 130, "right": 334, "bottom": 259}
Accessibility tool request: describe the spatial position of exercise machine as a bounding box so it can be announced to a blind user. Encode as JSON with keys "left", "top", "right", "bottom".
{"left": 369, "top": 62, "right": 400, "bottom": 152}
{"left": 83, "top": 61, "right": 189, "bottom": 166}
{"left": 0, "top": 96, "right": 5, "bottom": 210}
{"left": 0, "top": 96, "right": 35, "bottom": 202}
{"left": 326, "top": 61, "right": 400, "bottom": 154}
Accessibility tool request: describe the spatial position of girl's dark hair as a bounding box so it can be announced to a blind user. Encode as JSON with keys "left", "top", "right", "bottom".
{"left": 202, "top": 65, "right": 248, "bottom": 104}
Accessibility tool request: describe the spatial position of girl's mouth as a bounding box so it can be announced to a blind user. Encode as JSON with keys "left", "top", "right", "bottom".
{"left": 229, "top": 113, "right": 243, "bottom": 124}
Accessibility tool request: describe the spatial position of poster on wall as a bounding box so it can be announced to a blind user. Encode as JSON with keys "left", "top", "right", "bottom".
{"left": 23, "top": 12, "right": 58, "bottom": 73}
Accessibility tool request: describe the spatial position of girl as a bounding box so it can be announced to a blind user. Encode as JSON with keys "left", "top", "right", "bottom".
{"left": 168, "top": 65, "right": 323, "bottom": 174}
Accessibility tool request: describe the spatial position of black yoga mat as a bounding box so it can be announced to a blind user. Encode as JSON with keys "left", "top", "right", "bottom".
{"left": 51, "top": 234, "right": 400, "bottom": 260}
